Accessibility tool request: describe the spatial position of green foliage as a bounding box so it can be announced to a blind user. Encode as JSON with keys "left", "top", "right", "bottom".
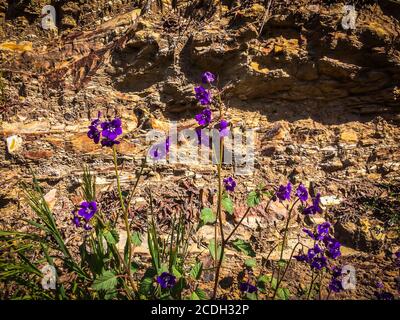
{"left": 200, "top": 208, "right": 215, "bottom": 225}
{"left": 247, "top": 191, "right": 261, "bottom": 208}
{"left": 244, "top": 258, "right": 256, "bottom": 268}
{"left": 190, "top": 261, "right": 203, "bottom": 280}
{"left": 231, "top": 239, "right": 256, "bottom": 257}
{"left": 92, "top": 270, "right": 118, "bottom": 291}
{"left": 221, "top": 196, "right": 234, "bottom": 215}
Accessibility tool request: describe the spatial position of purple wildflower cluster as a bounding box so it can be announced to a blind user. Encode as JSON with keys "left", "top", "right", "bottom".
{"left": 72, "top": 201, "right": 97, "bottom": 230}
{"left": 274, "top": 182, "right": 323, "bottom": 215}
{"left": 194, "top": 72, "right": 231, "bottom": 144}
{"left": 294, "top": 222, "right": 341, "bottom": 270}
{"left": 156, "top": 272, "right": 176, "bottom": 289}
{"left": 87, "top": 112, "right": 123, "bottom": 147}
{"left": 328, "top": 266, "right": 344, "bottom": 293}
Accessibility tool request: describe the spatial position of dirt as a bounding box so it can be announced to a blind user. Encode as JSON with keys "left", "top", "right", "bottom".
{"left": 0, "top": 0, "right": 399, "bottom": 299}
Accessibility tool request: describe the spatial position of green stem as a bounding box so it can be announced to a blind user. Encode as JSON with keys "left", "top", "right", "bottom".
{"left": 279, "top": 198, "right": 300, "bottom": 261}
{"left": 306, "top": 271, "right": 318, "bottom": 300}
{"left": 112, "top": 146, "right": 137, "bottom": 296}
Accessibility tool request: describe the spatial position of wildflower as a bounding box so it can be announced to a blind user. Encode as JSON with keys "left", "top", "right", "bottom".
{"left": 218, "top": 119, "right": 230, "bottom": 137}
{"left": 310, "top": 256, "right": 327, "bottom": 270}
{"left": 294, "top": 254, "right": 308, "bottom": 262}
{"left": 317, "top": 222, "right": 331, "bottom": 240}
{"left": 201, "top": 71, "right": 216, "bottom": 84}
{"left": 101, "top": 118, "right": 123, "bottom": 141}
{"left": 324, "top": 236, "right": 341, "bottom": 259}
{"left": 296, "top": 184, "right": 308, "bottom": 202}
{"left": 276, "top": 182, "right": 292, "bottom": 201}
{"left": 72, "top": 213, "right": 81, "bottom": 228}
{"left": 302, "top": 228, "right": 316, "bottom": 240}
{"left": 101, "top": 138, "right": 120, "bottom": 147}
{"left": 303, "top": 193, "right": 322, "bottom": 215}
{"left": 195, "top": 108, "right": 212, "bottom": 126}
{"left": 223, "top": 177, "right": 236, "bottom": 192}
{"left": 239, "top": 282, "right": 257, "bottom": 294}
{"left": 156, "top": 272, "right": 176, "bottom": 289}
{"left": 78, "top": 201, "right": 97, "bottom": 221}
{"left": 194, "top": 86, "right": 212, "bottom": 105}
{"left": 88, "top": 126, "right": 101, "bottom": 144}
{"left": 329, "top": 277, "right": 343, "bottom": 293}
{"left": 87, "top": 112, "right": 102, "bottom": 144}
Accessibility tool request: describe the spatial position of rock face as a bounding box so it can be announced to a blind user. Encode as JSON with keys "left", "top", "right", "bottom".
{"left": 0, "top": 0, "right": 399, "bottom": 299}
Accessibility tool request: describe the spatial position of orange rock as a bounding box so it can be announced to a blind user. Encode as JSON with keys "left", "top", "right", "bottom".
{"left": 23, "top": 150, "right": 53, "bottom": 160}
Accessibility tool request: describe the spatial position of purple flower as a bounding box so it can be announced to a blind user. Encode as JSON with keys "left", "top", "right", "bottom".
{"left": 88, "top": 125, "right": 101, "bottom": 144}
{"left": 101, "top": 118, "right": 123, "bottom": 141}
{"left": 195, "top": 108, "right": 212, "bottom": 126}
{"left": 307, "top": 244, "right": 322, "bottom": 260}
{"left": 303, "top": 228, "right": 316, "bottom": 240}
{"left": 201, "top": 71, "right": 216, "bottom": 84}
{"left": 296, "top": 184, "right": 308, "bottom": 202}
{"left": 78, "top": 201, "right": 97, "bottom": 221}
{"left": 317, "top": 222, "right": 331, "bottom": 239}
{"left": 303, "top": 193, "right": 322, "bottom": 215}
{"left": 101, "top": 138, "right": 120, "bottom": 147}
{"left": 310, "top": 256, "right": 327, "bottom": 270}
{"left": 223, "top": 177, "right": 236, "bottom": 192}
{"left": 329, "top": 278, "right": 343, "bottom": 293}
{"left": 331, "top": 266, "right": 342, "bottom": 278}
{"left": 194, "top": 86, "right": 212, "bottom": 105}
{"left": 276, "top": 182, "right": 292, "bottom": 201}
{"left": 324, "top": 236, "right": 341, "bottom": 259}
{"left": 72, "top": 213, "right": 81, "bottom": 228}
{"left": 294, "top": 254, "right": 308, "bottom": 262}
{"left": 157, "top": 272, "right": 176, "bottom": 289}
{"left": 218, "top": 120, "right": 230, "bottom": 137}
{"left": 239, "top": 282, "right": 257, "bottom": 294}
{"left": 87, "top": 113, "right": 102, "bottom": 144}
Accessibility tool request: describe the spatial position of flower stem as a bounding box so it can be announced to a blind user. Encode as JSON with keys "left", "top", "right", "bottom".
{"left": 279, "top": 198, "right": 300, "bottom": 261}
{"left": 112, "top": 146, "right": 137, "bottom": 296}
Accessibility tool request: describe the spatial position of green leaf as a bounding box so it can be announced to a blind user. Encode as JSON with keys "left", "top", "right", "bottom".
{"left": 191, "top": 288, "right": 207, "bottom": 300}
{"left": 92, "top": 271, "right": 117, "bottom": 291}
{"left": 190, "top": 261, "right": 203, "bottom": 280}
{"left": 200, "top": 208, "right": 215, "bottom": 225}
{"left": 277, "top": 287, "right": 290, "bottom": 300}
{"left": 247, "top": 191, "right": 261, "bottom": 208}
{"left": 139, "top": 268, "right": 156, "bottom": 296}
{"left": 244, "top": 258, "right": 256, "bottom": 268}
{"left": 246, "top": 292, "right": 258, "bottom": 300}
{"left": 222, "top": 196, "right": 234, "bottom": 215}
{"left": 208, "top": 239, "right": 223, "bottom": 261}
{"left": 172, "top": 265, "right": 182, "bottom": 278}
{"left": 278, "top": 259, "right": 287, "bottom": 268}
{"left": 104, "top": 230, "right": 118, "bottom": 245}
{"left": 131, "top": 231, "right": 142, "bottom": 247}
{"left": 231, "top": 239, "right": 256, "bottom": 257}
